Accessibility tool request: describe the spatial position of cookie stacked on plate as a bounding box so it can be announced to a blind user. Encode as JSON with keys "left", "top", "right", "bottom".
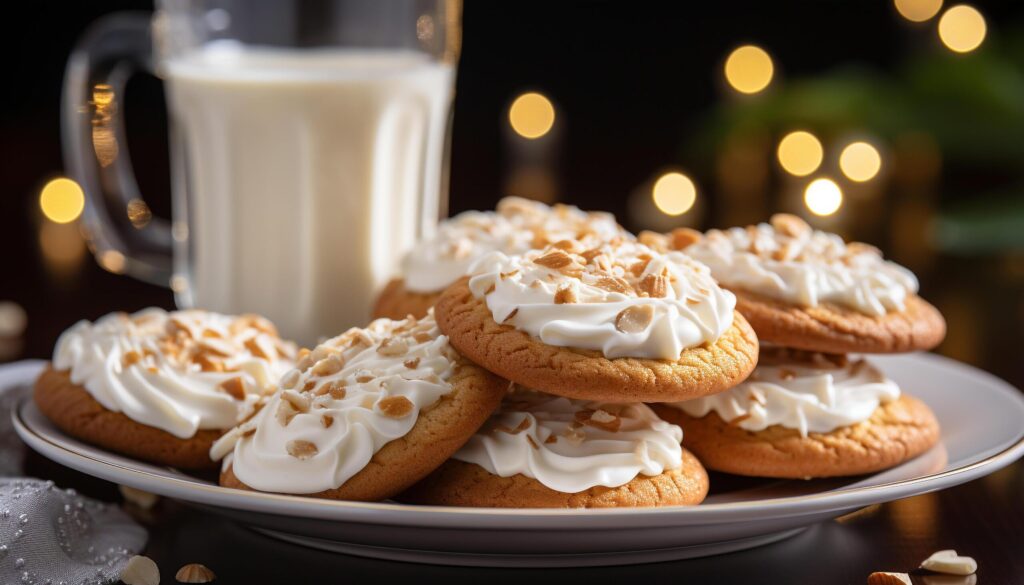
{"left": 644, "top": 214, "right": 944, "bottom": 478}
{"left": 34, "top": 201, "right": 946, "bottom": 506}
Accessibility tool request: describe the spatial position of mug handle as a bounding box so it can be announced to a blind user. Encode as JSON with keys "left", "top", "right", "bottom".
{"left": 62, "top": 12, "right": 173, "bottom": 287}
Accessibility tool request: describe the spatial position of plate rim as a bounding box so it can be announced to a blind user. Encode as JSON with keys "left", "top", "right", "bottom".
{"left": 9, "top": 352, "right": 1024, "bottom": 529}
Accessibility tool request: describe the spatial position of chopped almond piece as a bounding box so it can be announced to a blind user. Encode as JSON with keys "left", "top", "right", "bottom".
{"left": 404, "top": 357, "right": 421, "bottom": 369}
{"left": 770, "top": 213, "right": 811, "bottom": 238}
{"left": 219, "top": 377, "right": 246, "bottom": 400}
{"left": 533, "top": 250, "right": 574, "bottom": 269}
{"left": 638, "top": 274, "right": 668, "bottom": 298}
{"left": 614, "top": 305, "right": 654, "bottom": 334}
{"left": 594, "top": 276, "right": 632, "bottom": 295}
{"left": 378, "top": 395, "right": 415, "bottom": 418}
{"left": 669, "top": 227, "right": 702, "bottom": 249}
{"left": 321, "top": 414, "right": 334, "bottom": 428}
{"left": 286, "top": 439, "right": 318, "bottom": 460}
{"left": 122, "top": 351, "right": 142, "bottom": 367}
{"left": 554, "top": 285, "right": 578, "bottom": 304}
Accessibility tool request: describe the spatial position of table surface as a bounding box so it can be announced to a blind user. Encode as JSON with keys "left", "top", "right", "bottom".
{"left": 14, "top": 441, "right": 1021, "bottom": 585}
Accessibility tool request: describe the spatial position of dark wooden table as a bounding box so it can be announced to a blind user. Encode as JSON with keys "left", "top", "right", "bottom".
{"left": 18, "top": 444, "right": 1022, "bottom": 585}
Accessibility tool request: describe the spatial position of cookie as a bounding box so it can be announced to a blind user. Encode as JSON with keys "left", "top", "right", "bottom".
{"left": 733, "top": 288, "right": 946, "bottom": 354}
{"left": 213, "top": 312, "right": 508, "bottom": 501}
{"left": 434, "top": 239, "right": 758, "bottom": 402}
{"left": 648, "top": 214, "right": 946, "bottom": 354}
{"left": 372, "top": 278, "right": 442, "bottom": 321}
{"left": 372, "top": 196, "right": 631, "bottom": 320}
{"left": 35, "top": 308, "right": 296, "bottom": 469}
{"left": 653, "top": 353, "right": 940, "bottom": 478}
{"left": 34, "top": 368, "right": 222, "bottom": 469}
{"left": 400, "top": 390, "right": 708, "bottom": 508}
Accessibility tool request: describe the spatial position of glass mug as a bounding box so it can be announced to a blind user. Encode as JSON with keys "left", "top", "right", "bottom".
{"left": 63, "top": 0, "right": 460, "bottom": 344}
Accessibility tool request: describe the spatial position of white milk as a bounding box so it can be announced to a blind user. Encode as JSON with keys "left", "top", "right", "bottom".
{"left": 163, "top": 43, "right": 454, "bottom": 344}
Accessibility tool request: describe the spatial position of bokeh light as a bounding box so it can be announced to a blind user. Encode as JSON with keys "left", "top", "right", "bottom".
{"left": 652, "top": 172, "right": 697, "bottom": 216}
{"left": 938, "top": 5, "right": 986, "bottom": 53}
{"left": 777, "top": 131, "right": 823, "bottom": 176}
{"left": 839, "top": 142, "right": 882, "bottom": 182}
{"left": 509, "top": 92, "right": 555, "bottom": 139}
{"left": 804, "top": 178, "right": 844, "bottom": 216}
{"left": 39, "top": 178, "right": 85, "bottom": 224}
{"left": 724, "top": 45, "right": 774, "bottom": 94}
{"left": 894, "top": 0, "right": 943, "bottom": 22}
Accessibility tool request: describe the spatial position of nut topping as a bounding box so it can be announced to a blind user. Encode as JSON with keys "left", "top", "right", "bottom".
{"left": 377, "top": 395, "right": 415, "bottom": 418}
{"left": 286, "top": 439, "right": 318, "bottom": 460}
{"left": 669, "top": 227, "right": 702, "bottom": 249}
{"left": 377, "top": 337, "right": 409, "bottom": 357}
{"left": 218, "top": 377, "right": 246, "bottom": 400}
{"left": 311, "top": 355, "right": 344, "bottom": 377}
{"left": 533, "top": 249, "right": 574, "bottom": 269}
{"left": 770, "top": 213, "right": 811, "bottom": 238}
{"left": 614, "top": 305, "right": 654, "bottom": 334}
{"left": 176, "top": 563, "right": 217, "bottom": 583}
{"left": 554, "top": 284, "right": 578, "bottom": 304}
{"left": 593, "top": 276, "right": 633, "bottom": 295}
{"left": 637, "top": 274, "right": 668, "bottom": 298}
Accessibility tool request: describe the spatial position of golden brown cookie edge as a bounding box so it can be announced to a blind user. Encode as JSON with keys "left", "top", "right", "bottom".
{"left": 372, "top": 278, "right": 443, "bottom": 321}
{"left": 33, "top": 367, "right": 221, "bottom": 470}
{"left": 399, "top": 447, "right": 709, "bottom": 508}
{"left": 434, "top": 278, "right": 759, "bottom": 403}
{"left": 734, "top": 289, "right": 946, "bottom": 354}
{"left": 651, "top": 394, "right": 940, "bottom": 479}
{"left": 220, "top": 357, "right": 509, "bottom": 501}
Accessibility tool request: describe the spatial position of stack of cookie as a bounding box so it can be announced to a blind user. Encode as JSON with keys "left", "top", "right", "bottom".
{"left": 34, "top": 200, "right": 946, "bottom": 508}
{"left": 644, "top": 214, "right": 945, "bottom": 478}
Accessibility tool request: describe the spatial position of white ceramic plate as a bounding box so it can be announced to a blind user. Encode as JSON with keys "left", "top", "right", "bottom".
{"left": 9, "top": 354, "right": 1024, "bottom": 567}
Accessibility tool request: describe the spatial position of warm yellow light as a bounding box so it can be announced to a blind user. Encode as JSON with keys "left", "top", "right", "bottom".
{"left": 894, "top": 0, "right": 943, "bottom": 22}
{"left": 652, "top": 172, "right": 697, "bottom": 216}
{"left": 777, "top": 131, "right": 823, "bottom": 177}
{"left": 724, "top": 45, "right": 774, "bottom": 95}
{"left": 804, "top": 178, "right": 843, "bottom": 217}
{"left": 509, "top": 92, "right": 555, "bottom": 139}
{"left": 938, "top": 5, "right": 986, "bottom": 53}
{"left": 839, "top": 142, "right": 882, "bottom": 182}
{"left": 39, "top": 178, "right": 85, "bottom": 224}
{"left": 99, "top": 250, "right": 126, "bottom": 274}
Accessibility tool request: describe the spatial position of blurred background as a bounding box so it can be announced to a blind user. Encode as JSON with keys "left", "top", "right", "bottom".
{"left": 2, "top": 0, "right": 1023, "bottom": 389}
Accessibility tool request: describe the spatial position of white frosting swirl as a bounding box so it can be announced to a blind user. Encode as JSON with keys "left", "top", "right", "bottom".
{"left": 467, "top": 241, "right": 736, "bottom": 359}
{"left": 402, "top": 196, "right": 629, "bottom": 293}
{"left": 454, "top": 389, "right": 683, "bottom": 493}
{"left": 684, "top": 221, "right": 919, "bottom": 316}
{"left": 666, "top": 358, "right": 900, "bottom": 436}
{"left": 211, "top": 313, "right": 459, "bottom": 494}
{"left": 52, "top": 309, "right": 296, "bottom": 439}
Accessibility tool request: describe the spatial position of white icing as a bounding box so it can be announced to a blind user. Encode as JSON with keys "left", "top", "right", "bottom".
{"left": 666, "top": 358, "right": 900, "bottom": 436}
{"left": 52, "top": 308, "right": 296, "bottom": 439}
{"left": 454, "top": 390, "right": 683, "bottom": 493}
{"left": 401, "top": 196, "right": 629, "bottom": 293}
{"left": 467, "top": 241, "right": 736, "bottom": 360}
{"left": 211, "top": 313, "right": 459, "bottom": 494}
{"left": 684, "top": 223, "right": 919, "bottom": 316}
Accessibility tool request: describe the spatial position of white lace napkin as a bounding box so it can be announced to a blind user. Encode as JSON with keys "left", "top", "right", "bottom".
{"left": 1, "top": 361, "right": 148, "bottom": 584}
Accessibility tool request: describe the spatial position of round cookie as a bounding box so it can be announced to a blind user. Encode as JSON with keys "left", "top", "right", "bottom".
{"left": 214, "top": 312, "right": 509, "bottom": 501}
{"left": 35, "top": 368, "right": 222, "bottom": 469}
{"left": 372, "top": 196, "right": 631, "bottom": 320}
{"left": 35, "top": 309, "right": 296, "bottom": 469}
{"left": 656, "top": 214, "right": 946, "bottom": 354}
{"left": 734, "top": 288, "right": 945, "bottom": 354}
{"left": 401, "top": 391, "right": 708, "bottom": 508}
{"left": 652, "top": 354, "right": 940, "bottom": 478}
{"left": 435, "top": 239, "right": 758, "bottom": 403}
{"left": 372, "top": 278, "right": 442, "bottom": 321}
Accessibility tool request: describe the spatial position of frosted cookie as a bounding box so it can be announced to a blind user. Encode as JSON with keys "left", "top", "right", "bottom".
{"left": 643, "top": 215, "right": 946, "bottom": 354}
{"left": 214, "top": 312, "right": 508, "bottom": 501}
{"left": 652, "top": 349, "right": 940, "bottom": 478}
{"left": 34, "top": 309, "right": 296, "bottom": 469}
{"left": 401, "top": 389, "right": 708, "bottom": 508}
{"left": 373, "top": 196, "right": 631, "bottom": 320}
{"left": 434, "top": 239, "right": 758, "bottom": 402}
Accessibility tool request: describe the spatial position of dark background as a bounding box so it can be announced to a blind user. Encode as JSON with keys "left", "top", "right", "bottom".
{"left": 2, "top": 0, "right": 1024, "bottom": 386}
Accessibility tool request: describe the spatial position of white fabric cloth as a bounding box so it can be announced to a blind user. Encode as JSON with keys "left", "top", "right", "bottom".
{"left": 1, "top": 361, "right": 147, "bottom": 584}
